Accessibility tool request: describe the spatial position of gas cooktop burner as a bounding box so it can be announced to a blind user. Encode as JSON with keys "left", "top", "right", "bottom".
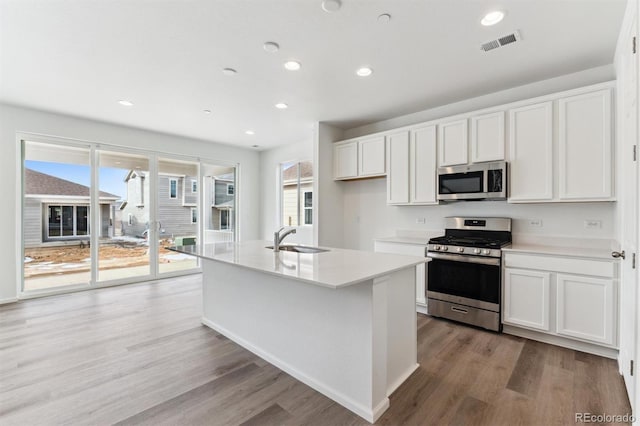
{"left": 428, "top": 236, "right": 510, "bottom": 249}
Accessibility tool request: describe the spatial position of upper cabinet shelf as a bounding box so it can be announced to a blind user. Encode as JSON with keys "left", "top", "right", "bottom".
{"left": 332, "top": 82, "right": 615, "bottom": 205}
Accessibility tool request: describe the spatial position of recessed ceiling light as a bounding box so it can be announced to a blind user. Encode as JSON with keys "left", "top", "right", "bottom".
{"left": 118, "top": 100, "right": 133, "bottom": 107}
{"left": 481, "top": 10, "right": 505, "bottom": 26}
{"left": 321, "top": 0, "right": 341, "bottom": 13}
{"left": 245, "top": 130, "right": 255, "bottom": 135}
{"left": 263, "top": 42, "right": 280, "bottom": 53}
{"left": 284, "top": 61, "right": 301, "bottom": 71}
{"left": 115, "top": 161, "right": 121, "bottom": 165}
{"left": 203, "top": 109, "right": 212, "bottom": 114}
{"left": 222, "top": 68, "right": 237, "bottom": 76}
{"left": 356, "top": 67, "right": 373, "bottom": 77}
{"left": 275, "top": 103, "right": 288, "bottom": 109}
{"left": 377, "top": 13, "right": 391, "bottom": 23}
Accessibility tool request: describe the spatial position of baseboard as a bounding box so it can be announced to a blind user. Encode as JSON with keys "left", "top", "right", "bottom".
{"left": 503, "top": 325, "right": 619, "bottom": 359}
{"left": 0, "top": 297, "right": 18, "bottom": 305}
{"left": 416, "top": 304, "right": 428, "bottom": 315}
{"left": 201, "top": 317, "right": 387, "bottom": 423}
{"left": 387, "top": 363, "right": 419, "bottom": 396}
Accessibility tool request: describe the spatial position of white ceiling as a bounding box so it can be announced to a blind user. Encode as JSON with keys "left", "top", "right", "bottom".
{"left": 0, "top": 0, "right": 627, "bottom": 149}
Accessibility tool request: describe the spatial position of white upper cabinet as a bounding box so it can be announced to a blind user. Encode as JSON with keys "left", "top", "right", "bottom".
{"left": 333, "top": 136, "right": 386, "bottom": 181}
{"left": 470, "top": 111, "right": 505, "bottom": 163}
{"left": 437, "top": 119, "right": 468, "bottom": 166}
{"left": 358, "top": 136, "right": 386, "bottom": 177}
{"left": 558, "top": 89, "right": 613, "bottom": 200}
{"left": 386, "top": 131, "right": 410, "bottom": 204}
{"left": 508, "top": 102, "right": 554, "bottom": 202}
{"left": 410, "top": 125, "right": 437, "bottom": 204}
{"left": 333, "top": 141, "right": 358, "bottom": 180}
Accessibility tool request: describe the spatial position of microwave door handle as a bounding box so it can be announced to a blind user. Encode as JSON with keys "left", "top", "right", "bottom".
{"left": 483, "top": 170, "right": 489, "bottom": 193}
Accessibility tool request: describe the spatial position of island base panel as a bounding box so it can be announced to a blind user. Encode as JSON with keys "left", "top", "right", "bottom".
{"left": 200, "top": 260, "right": 417, "bottom": 423}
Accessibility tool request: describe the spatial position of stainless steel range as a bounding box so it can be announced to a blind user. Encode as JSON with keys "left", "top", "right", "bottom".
{"left": 427, "top": 217, "right": 512, "bottom": 332}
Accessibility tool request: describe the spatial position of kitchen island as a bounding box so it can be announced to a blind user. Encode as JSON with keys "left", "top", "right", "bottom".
{"left": 170, "top": 240, "right": 427, "bottom": 423}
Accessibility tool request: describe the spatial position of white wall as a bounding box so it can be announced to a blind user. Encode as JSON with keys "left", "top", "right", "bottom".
{"left": 0, "top": 103, "right": 260, "bottom": 302}
{"left": 259, "top": 139, "right": 314, "bottom": 245}
{"left": 334, "top": 65, "right": 618, "bottom": 251}
{"left": 342, "top": 178, "right": 616, "bottom": 250}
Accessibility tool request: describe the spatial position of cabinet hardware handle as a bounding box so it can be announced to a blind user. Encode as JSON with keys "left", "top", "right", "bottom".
{"left": 451, "top": 306, "right": 468, "bottom": 314}
{"left": 612, "top": 250, "right": 626, "bottom": 259}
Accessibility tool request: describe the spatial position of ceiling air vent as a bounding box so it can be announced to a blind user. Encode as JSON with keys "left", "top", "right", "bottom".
{"left": 481, "top": 30, "right": 522, "bottom": 52}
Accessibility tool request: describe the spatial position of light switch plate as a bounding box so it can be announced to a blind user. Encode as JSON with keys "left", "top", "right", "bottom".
{"left": 416, "top": 218, "right": 426, "bottom": 224}
{"left": 528, "top": 219, "right": 543, "bottom": 227}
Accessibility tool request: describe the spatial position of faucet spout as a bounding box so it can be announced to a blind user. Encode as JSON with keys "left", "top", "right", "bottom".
{"left": 274, "top": 227, "right": 297, "bottom": 252}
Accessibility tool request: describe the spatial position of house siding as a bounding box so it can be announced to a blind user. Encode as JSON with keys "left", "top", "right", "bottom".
{"left": 184, "top": 176, "right": 198, "bottom": 205}
{"left": 23, "top": 198, "right": 42, "bottom": 248}
{"left": 214, "top": 180, "right": 234, "bottom": 206}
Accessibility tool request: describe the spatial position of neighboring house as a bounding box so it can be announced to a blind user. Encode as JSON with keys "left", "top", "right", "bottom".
{"left": 282, "top": 162, "right": 313, "bottom": 226}
{"left": 23, "top": 168, "right": 119, "bottom": 248}
{"left": 120, "top": 171, "right": 200, "bottom": 238}
{"left": 211, "top": 174, "right": 235, "bottom": 231}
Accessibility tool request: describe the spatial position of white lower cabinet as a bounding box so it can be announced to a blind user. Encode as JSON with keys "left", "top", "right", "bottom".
{"left": 374, "top": 240, "right": 427, "bottom": 310}
{"left": 503, "top": 268, "right": 550, "bottom": 331}
{"left": 503, "top": 252, "right": 617, "bottom": 349}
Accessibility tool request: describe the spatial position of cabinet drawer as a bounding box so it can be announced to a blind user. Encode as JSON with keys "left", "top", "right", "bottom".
{"left": 503, "top": 253, "right": 614, "bottom": 278}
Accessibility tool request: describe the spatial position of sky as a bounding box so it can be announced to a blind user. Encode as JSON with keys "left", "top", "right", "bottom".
{"left": 25, "top": 160, "right": 129, "bottom": 200}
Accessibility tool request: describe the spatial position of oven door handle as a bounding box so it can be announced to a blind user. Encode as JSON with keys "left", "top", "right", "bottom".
{"left": 427, "top": 252, "right": 501, "bottom": 266}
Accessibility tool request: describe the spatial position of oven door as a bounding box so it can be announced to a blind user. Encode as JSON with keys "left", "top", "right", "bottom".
{"left": 427, "top": 252, "right": 500, "bottom": 312}
{"left": 437, "top": 170, "right": 486, "bottom": 200}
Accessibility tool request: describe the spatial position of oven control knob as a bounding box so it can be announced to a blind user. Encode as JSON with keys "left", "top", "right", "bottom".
{"left": 457, "top": 247, "right": 464, "bottom": 253}
{"left": 434, "top": 245, "right": 441, "bottom": 251}
{"left": 482, "top": 249, "right": 490, "bottom": 255}
{"left": 442, "top": 246, "right": 448, "bottom": 251}
{"left": 473, "top": 248, "right": 481, "bottom": 254}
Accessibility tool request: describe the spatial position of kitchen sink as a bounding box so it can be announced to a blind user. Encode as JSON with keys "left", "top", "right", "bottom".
{"left": 266, "top": 245, "right": 329, "bottom": 254}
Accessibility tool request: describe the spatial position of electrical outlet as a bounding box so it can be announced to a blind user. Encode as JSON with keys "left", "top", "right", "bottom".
{"left": 528, "top": 219, "right": 543, "bottom": 228}
{"left": 416, "top": 218, "right": 426, "bottom": 224}
{"left": 584, "top": 220, "right": 602, "bottom": 229}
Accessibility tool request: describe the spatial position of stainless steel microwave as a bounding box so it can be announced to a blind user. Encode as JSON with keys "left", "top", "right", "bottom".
{"left": 437, "top": 161, "right": 507, "bottom": 201}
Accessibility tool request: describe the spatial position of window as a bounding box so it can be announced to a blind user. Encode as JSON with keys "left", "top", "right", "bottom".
{"left": 46, "top": 205, "right": 90, "bottom": 238}
{"left": 303, "top": 191, "right": 312, "bottom": 225}
{"left": 280, "top": 161, "right": 313, "bottom": 227}
{"left": 220, "top": 209, "right": 230, "bottom": 230}
{"left": 191, "top": 179, "right": 197, "bottom": 193}
{"left": 227, "top": 184, "right": 234, "bottom": 196}
{"left": 128, "top": 213, "right": 133, "bottom": 226}
{"left": 191, "top": 207, "right": 198, "bottom": 224}
{"left": 169, "top": 178, "right": 178, "bottom": 198}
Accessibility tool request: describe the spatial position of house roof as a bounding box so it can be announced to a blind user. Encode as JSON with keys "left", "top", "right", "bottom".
{"left": 24, "top": 168, "right": 120, "bottom": 199}
{"left": 282, "top": 162, "right": 313, "bottom": 181}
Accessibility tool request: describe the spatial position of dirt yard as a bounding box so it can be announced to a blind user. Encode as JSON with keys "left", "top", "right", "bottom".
{"left": 24, "top": 240, "right": 182, "bottom": 278}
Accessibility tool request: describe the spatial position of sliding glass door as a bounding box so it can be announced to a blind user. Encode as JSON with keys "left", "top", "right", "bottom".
{"left": 21, "top": 137, "right": 236, "bottom": 295}
{"left": 23, "top": 141, "right": 92, "bottom": 291}
{"left": 157, "top": 158, "right": 199, "bottom": 275}
{"left": 97, "top": 150, "right": 151, "bottom": 282}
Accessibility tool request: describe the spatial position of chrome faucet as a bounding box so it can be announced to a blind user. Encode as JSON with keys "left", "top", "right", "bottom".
{"left": 274, "top": 227, "right": 296, "bottom": 252}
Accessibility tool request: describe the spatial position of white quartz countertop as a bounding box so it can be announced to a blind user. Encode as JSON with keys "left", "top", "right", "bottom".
{"left": 170, "top": 240, "right": 427, "bottom": 289}
{"left": 503, "top": 244, "right": 614, "bottom": 260}
{"left": 374, "top": 236, "right": 430, "bottom": 245}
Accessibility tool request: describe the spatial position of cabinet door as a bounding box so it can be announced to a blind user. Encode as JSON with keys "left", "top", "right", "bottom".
{"left": 508, "top": 102, "right": 554, "bottom": 202}
{"left": 373, "top": 241, "right": 426, "bottom": 307}
{"left": 558, "top": 89, "right": 613, "bottom": 200}
{"left": 358, "top": 136, "right": 386, "bottom": 177}
{"left": 471, "top": 111, "right": 504, "bottom": 163}
{"left": 556, "top": 273, "right": 615, "bottom": 345}
{"left": 387, "top": 131, "right": 410, "bottom": 204}
{"left": 333, "top": 141, "right": 358, "bottom": 180}
{"left": 410, "top": 125, "right": 437, "bottom": 204}
{"left": 437, "top": 119, "right": 468, "bottom": 166}
{"left": 503, "top": 268, "right": 550, "bottom": 331}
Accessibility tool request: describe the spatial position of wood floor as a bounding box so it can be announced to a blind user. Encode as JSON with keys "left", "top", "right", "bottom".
{"left": 0, "top": 275, "right": 631, "bottom": 425}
